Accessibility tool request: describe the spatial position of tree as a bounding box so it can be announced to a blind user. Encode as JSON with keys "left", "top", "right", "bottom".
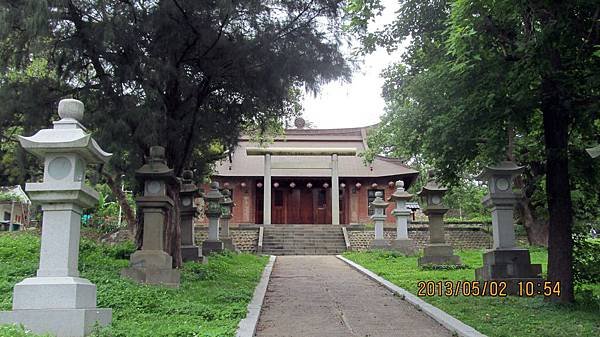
{"left": 349, "top": 0, "right": 600, "bottom": 303}
{"left": 1, "top": 0, "right": 351, "bottom": 266}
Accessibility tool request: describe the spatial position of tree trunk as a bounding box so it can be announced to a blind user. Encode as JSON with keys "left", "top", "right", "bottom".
{"left": 515, "top": 198, "right": 548, "bottom": 246}
{"left": 166, "top": 181, "right": 182, "bottom": 268}
{"left": 104, "top": 173, "right": 137, "bottom": 233}
{"left": 541, "top": 70, "right": 574, "bottom": 303}
{"left": 507, "top": 127, "right": 549, "bottom": 246}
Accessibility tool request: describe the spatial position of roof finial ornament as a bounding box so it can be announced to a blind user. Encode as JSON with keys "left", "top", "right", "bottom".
{"left": 294, "top": 117, "right": 306, "bottom": 129}
{"left": 58, "top": 99, "right": 84, "bottom": 121}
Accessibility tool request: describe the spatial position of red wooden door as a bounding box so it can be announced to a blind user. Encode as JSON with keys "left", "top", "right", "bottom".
{"left": 272, "top": 189, "right": 285, "bottom": 224}
{"left": 255, "top": 189, "right": 263, "bottom": 224}
{"left": 314, "top": 188, "right": 328, "bottom": 224}
{"left": 287, "top": 189, "right": 301, "bottom": 224}
{"left": 299, "top": 189, "right": 314, "bottom": 224}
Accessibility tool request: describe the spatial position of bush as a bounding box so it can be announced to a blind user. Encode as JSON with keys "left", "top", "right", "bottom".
{"left": 573, "top": 234, "right": 600, "bottom": 284}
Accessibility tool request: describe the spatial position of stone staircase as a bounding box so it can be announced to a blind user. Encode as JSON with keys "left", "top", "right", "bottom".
{"left": 261, "top": 224, "right": 347, "bottom": 255}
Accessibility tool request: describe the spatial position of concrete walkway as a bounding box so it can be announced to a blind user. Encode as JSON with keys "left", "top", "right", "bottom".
{"left": 255, "top": 256, "right": 452, "bottom": 337}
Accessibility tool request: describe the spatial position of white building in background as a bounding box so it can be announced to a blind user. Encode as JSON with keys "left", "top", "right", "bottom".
{"left": 0, "top": 185, "right": 31, "bottom": 230}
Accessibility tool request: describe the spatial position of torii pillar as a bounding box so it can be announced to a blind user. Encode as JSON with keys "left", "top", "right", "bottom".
{"left": 247, "top": 147, "right": 356, "bottom": 225}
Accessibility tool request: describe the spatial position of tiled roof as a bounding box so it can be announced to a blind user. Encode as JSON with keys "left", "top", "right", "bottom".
{"left": 214, "top": 126, "right": 419, "bottom": 179}
{"left": 0, "top": 185, "right": 31, "bottom": 203}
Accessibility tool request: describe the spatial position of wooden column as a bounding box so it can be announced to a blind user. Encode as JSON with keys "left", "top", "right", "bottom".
{"left": 331, "top": 154, "right": 340, "bottom": 225}
{"left": 263, "top": 154, "right": 272, "bottom": 225}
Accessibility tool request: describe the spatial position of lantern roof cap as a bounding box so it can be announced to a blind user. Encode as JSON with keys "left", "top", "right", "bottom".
{"left": 180, "top": 170, "right": 199, "bottom": 194}
{"left": 417, "top": 171, "right": 447, "bottom": 196}
{"left": 476, "top": 161, "right": 525, "bottom": 181}
{"left": 18, "top": 99, "right": 112, "bottom": 163}
{"left": 204, "top": 181, "right": 223, "bottom": 200}
{"left": 135, "top": 146, "right": 175, "bottom": 179}
{"left": 370, "top": 191, "right": 389, "bottom": 208}
{"left": 220, "top": 189, "right": 233, "bottom": 205}
{"left": 389, "top": 180, "right": 413, "bottom": 200}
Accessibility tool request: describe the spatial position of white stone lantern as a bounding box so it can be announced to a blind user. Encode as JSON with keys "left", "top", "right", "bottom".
{"left": 369, "top": 191, "right": 389, "bottom": 249}
{"left": 389, "top": 180, "right": 417, "bottom": 254}
{"left": 0, "top": 99, "right": 112, "bottom": 337}
{"left": 417, "top": 172, "right": 461, "bottom": 266}
{"left": 475, "top": 161, "right": 541, "bottom": 290}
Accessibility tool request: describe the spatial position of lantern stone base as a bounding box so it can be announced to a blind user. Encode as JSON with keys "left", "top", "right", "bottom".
{"left": 0, "top": 308, "right": 112, "bottom": 337}
{"left": 121, "top": 250, "right": 180, "bottom": 288}
{"left": 418, "top": 244, "right": 461, "bottom": 266}
{"left": 390, "top": 239, "right": 418, "bottom": 255}
{"left": 181, "top": 245, "right": 201, "bottom": 262}
{"left": 11, "top": 277, "right": 98, "bottom": 309}
{"left": 0, "top": 276, "right": 112, "bottom": 337}
{"left": 475, "top": 249, "right": 542, "bottom": 294}
{"left": 202, "top": 240, "right": 224, "bottom": 255}
{"left": 369, "top": 239, "right": 390, "bottom": 250}
{"left": 221, "top": 238, "right": 238, "bottom": 252}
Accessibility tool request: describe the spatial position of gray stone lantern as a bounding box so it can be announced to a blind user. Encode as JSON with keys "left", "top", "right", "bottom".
{"left": 0, "top": 99, "right": 112, "bottom": 336}
{"left": 389, "top": 180, "right": 417, "bottom": 254}
{"left": 369, "top": 191, "right": 390, "bottom": 249}
{"left": 179, "top": 170, "right": 201, "bottom": 262}
{"left": 417, "top": 172, "right": 461, "bottom": 266}
{"left": 219, "top": 189, "right": 237, "bottom": 251}
{"left": 475, "top": 161, "right": 541, "bottom": 289}
{"left": 121, "top": 146, "right": 180, "bottom": 288}
{"left": 202, "top": 181, "right": 224, "bottom": 255}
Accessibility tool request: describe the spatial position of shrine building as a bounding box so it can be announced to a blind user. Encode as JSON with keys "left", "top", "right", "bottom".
{"left": 210, "top": 124, "right": 419, "bottom": 225}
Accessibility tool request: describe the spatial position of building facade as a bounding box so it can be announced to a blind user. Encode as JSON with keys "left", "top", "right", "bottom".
{"left": 209, "top": 125, "right": 419, "bottom": 225}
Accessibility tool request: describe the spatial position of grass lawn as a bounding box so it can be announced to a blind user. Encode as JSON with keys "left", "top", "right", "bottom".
{"left": 0, "top": 231, "right": 268, "bottom": 337}
{"left": 344, "top": 248, "right": 600, "bottom": 337}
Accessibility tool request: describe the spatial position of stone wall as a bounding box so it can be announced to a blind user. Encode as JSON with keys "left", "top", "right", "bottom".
{"left": 195, "top": 228, "right": 259, "bottom": 253}
{"left": 348, "top": 227, "right": 492, "bottom": 251}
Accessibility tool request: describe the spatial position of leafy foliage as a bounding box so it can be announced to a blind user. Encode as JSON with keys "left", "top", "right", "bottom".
{"left": 86, "top": 183, "right": 135, "bottom": 234}
{"left": 347, "top": 0, "right": 600, "bottom": 302}
{"left": 0, "top": 191, "right": 24, "bottom": 203}
{"left": 0, "top": 0, "right": 351, "bottom": 188}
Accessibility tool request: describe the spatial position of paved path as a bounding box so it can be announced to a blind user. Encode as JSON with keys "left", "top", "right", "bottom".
{"left": 255, "top": 256, "right": 453, "bottom": 337}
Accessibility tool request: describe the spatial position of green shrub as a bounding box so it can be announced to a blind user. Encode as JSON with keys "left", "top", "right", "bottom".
{"left": 573, "top": 235, "right": 600, "bottom": 284}
{"left": 0, "top": 325, "right": 51, "bottom": 337}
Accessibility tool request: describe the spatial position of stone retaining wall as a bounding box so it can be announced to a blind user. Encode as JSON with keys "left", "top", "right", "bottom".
{"left": 349, "top": 228, "right": 492, "bottom": 251}
{"left": 193, "top": 226, "right": 492, "bottom": 253}
{"left": 195, "top": 228, "right": 259, "bottom": 253}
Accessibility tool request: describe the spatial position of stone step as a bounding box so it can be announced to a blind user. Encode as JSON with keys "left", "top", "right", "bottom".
{"left": 261, "top": 224, "right": 346, "bottom": 255}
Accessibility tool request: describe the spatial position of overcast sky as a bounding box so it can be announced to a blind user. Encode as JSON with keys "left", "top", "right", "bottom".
{"left": 301, "top": 0, "right": 403, "bottom": 129}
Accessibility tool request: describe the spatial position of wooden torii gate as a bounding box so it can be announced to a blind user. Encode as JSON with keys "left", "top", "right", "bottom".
{"left": 246, "top": 147, "right": 357, "bottom": 225}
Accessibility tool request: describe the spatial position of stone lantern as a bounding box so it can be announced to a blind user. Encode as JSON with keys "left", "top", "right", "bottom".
{"left": 220, "top": 189, "right": 237, "bottom": 251}
{"left": 475, "top": 161, "right": 541, "bottom": 288}
{"left": 369, "top": 191, "right": 390, "bottom": 249}
{"left": 179, "top": 170, "right": 201, "bottom": 262}
{"left": 121, "top": 146, "right": 180, "bottom": 288}
{"left": 203, "top": 182, "right": 224, "bottom": 255}
{"left": 417, "top": 172, "right": 461, "bottom": 266}
{"left": 389, "top": 180, "right": 417, "bottom": 254}
{"left": 0, "top": 99, "right": 112, "bottom": 336}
